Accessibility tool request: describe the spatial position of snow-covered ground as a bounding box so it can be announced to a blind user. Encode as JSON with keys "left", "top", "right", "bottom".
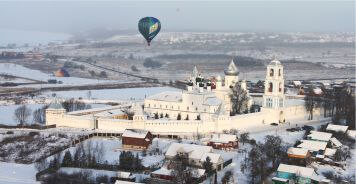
{"left": 41, "top": 87, "right": 180, "bottom": 101}
{"left": 0, "top": 162, "right": 39, "bottom": 184}
{"left": 0, "top": 63, "right": 116, "bottom": 85}
{"left": 0, "top": 104, "right": 44, "bottom": 125}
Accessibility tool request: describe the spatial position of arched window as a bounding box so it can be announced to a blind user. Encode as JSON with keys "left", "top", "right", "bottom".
{"left": 279, "top": 69, "right": 281, "bottom": 76}
{"left": 268, "top": 83, "right": 273, "bottom": 92}
{"left": 187, "top": 107, "right": 189, "bottom": 111}
{"left": 279, "top": 83, "right": 282, "bottom": 92}
{"left": 270, "top": 69, "right": 274, "bottom": 77}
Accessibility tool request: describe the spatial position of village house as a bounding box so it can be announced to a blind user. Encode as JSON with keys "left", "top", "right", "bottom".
{"left": 297, "top": 140, "right": 328, "bottom": 157}
{"left": 207, "top": 133, "right": 238, "bottom": 150}
{"left": 307, "top": 131, "right": 332, "bottom": 142}
{"left": 326, "top": 124, "right": 349, "bottom": 134}
{"left": 112, "top": 172, "right": 136, "bottom": 183}
{"left": 272, "top": 164, "right": 329, "bottom": 184}
{"left": 165, "top": 143, "right": 225, "bottom": 170}
{"left": 151, "top": 166, "right": 206, "bottom": 182}
{"left": 287, "top": 147, "right": 310, "bottom": 159}
{"left": 122, "top": 129, "right": 153, "bottom": 150}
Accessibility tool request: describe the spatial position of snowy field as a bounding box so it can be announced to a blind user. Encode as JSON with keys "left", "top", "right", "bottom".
{"left": 0, "top": 104, "right": 44, "bottom": 126}
{"left": 0, "top": 63, "right": 116, "bottom": 85}
{"left": 0, "top": 162, "right": 39, "bottom": 184}
{"left": 63, "top": 137, "right": 165, "bottom": 168}
{"left": 41, "top": 87, "right": 180, "bottom": 101}
{"left": 0, "top": 87, "right": 178, "bottom": 126}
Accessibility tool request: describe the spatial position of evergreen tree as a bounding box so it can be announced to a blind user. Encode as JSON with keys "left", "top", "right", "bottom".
{"left": 203, "top": 156, "right": 214, "bottom": 176}
{"left": 62, "top": 150, "right": 73, "bottom": 167}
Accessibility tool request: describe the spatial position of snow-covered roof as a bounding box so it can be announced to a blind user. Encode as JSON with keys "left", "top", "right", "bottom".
{"left": 203, "top": 97, "right": 221, "bottom": 106}
{"left": 122, "top": 129, "right": 149, "bottom": 139}
{"left": 277, "top": 164, "right": 315, "bottom": 178}
{"left": 297, "top": 140, "right": 327, "bottom": 152}
{"left": 47, "top": 99, "right": 64, "bottom": 109}
{"left": 165, "top": 143, "right": 213, "bottom": 160}
{"left": 117, "top": 171, "right": 133, "bottom": 179}
{"left": 293, "top": 81, "right": 302, "bottom": 86}
{"left": 287, "top": 147, "right": 309, "bottom": 156}
{"left": 269, "top": 59, "right": 282, "bottom": 66}
{"left": 67, "top": 105, "right": 123, "bottom": 115}
{"left": 330, "top": 137, "right": 342, "bottom": 148}
{"left": 326, "top": 124, "right": 348, "bottom": 133}
{"left": 146, "top": 91, "right": 182, "bottom": 102}
{"left": 272, "top": 177, "right": 289, "bottom": 182}
{"left": 313, "top": 88, "right": 323, "bottom": 95}
{"left": 347, "top": 130, "right": 356, "bottom": 138}
{"left": 307, "top": 131, "right": 332, "bottom": 142}
{"left": 200, "top": 153, "right": 223, "bottom": 164}
{"left": 324, "top": 148, "right": 337, "bottom": 157}
{"left": 151, "top": 167, "right": 172, "bottom": 176}
{"left": 115, "top": 181, "right": 143, "bottom": 184}
{"left": 94, "top": 109, "right": 125, "bottom": 117}
{"left": 210, "top": 134, "right": 237, "bottom": 144}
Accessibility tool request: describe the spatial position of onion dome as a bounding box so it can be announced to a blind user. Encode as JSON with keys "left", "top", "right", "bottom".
{"left": 224, "top": 60, "right": 239, "bottom": 76}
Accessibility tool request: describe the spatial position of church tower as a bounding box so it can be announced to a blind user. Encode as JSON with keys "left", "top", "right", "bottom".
{"left": 224, "top": 60, "right": 239, "bottom": 88}
{"left": 263, "top": 58, "right": 285, "bottom": 109}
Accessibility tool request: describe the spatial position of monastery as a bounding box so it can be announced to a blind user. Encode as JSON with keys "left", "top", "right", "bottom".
{"left": 46, "top": 59, "right": 321, "bottom": 135}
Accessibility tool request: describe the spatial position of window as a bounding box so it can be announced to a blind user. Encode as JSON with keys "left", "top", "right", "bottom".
{"left": 187, "top": 107, "right": 189, "bottom": 110}
{"left": 279, "top": 98, "right": 284, "bottom": 107}
{"left": 195, "top": 107, "right": 198, "bottom": 111}
{"left": 148, "top": 104, "right": 150, "bottom": 107}
{"left": 279, "top": 83, "right": 282, "bottom": 92}
{"left": 266, "top": 98, "right": 273, "bottom": 107}
{"left": 279, "top": 69, "right": 281, "bottom": 76}
{"left": 270, "top": 69, "right": 274, "bottom": 77}
{"left": 268, "top": 83, "right": 273, "bottom": 92}
{"left": 166, "top": 105, "right": 167, "bottom": 108}
{"left": 192, "top": 102, "right": 194, "bottom": 105}
{"left": 154, "top": 104, "right": 156, "bottom": 107}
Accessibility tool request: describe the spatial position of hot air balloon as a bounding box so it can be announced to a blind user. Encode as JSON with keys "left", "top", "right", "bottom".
{"left": 138, "top": 17, "right": 161, "bottom": 46}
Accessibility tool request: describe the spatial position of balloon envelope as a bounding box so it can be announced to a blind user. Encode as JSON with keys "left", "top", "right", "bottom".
{"left": 138, "top": 17, "right": 161, "bottom": 46}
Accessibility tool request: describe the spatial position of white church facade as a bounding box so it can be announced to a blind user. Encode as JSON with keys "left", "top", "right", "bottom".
{"left": 46, "top": 59, "right": 321, "bottom": 135}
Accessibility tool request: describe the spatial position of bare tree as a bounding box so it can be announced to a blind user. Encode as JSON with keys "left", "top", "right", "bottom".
{"left": 35, "top": 159, "right": 49, "bottom": 172}
{"left": 230, "top": 82, "right": 249, "bottom": 115}
{"left": 13, "top": 105, "right": 31, "bottom": 125}
{"left": 33, "top": 105, "right": 47, "bottom": 125}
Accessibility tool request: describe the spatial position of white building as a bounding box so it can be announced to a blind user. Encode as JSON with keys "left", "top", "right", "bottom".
{"left": 46, "top": 58, "right": 321, "bottom": 136}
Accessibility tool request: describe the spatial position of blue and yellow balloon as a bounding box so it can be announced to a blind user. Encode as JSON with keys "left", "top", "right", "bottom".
{"left": 138, "top": 17, "right": 161, "bottom": 46}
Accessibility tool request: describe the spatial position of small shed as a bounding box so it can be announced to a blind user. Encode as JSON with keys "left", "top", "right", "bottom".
{"left": 207, "top": 134, "right": 238, "bottom": 150}
{"left": 122, "top": 129, "right": 153, "bottom": 150}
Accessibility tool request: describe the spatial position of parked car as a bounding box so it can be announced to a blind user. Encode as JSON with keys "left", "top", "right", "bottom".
{"left": 302, "top": 125, "right": 314, "bottom": 131}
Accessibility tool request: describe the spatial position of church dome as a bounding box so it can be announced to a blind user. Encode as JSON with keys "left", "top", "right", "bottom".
{"left": 224, "top": 60, "right": 239, "bottom": 76}
{"left": 269, "top": 58, "right": 282, "bottom": 66}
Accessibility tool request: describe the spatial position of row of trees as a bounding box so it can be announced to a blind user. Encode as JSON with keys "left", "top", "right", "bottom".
{"left": 13, "top": 105, "right": 47, "bottom": 126}
{"left": 241, "top": 135, "right": 287, "bottom": 183}
{"left": 118, "top": 151, "right": 143, "bottom": 172}
{"left": 304, "top": 85, "right": 355, "bottom": 129}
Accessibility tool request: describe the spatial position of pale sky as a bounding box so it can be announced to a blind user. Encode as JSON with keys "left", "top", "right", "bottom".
{"left": 0, "top": 1, "right": 354, "bottom": 33}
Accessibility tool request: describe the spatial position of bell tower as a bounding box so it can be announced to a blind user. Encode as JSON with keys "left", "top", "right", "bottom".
{"left": 263, "top": 58, "right": 285, "bottom": 109}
